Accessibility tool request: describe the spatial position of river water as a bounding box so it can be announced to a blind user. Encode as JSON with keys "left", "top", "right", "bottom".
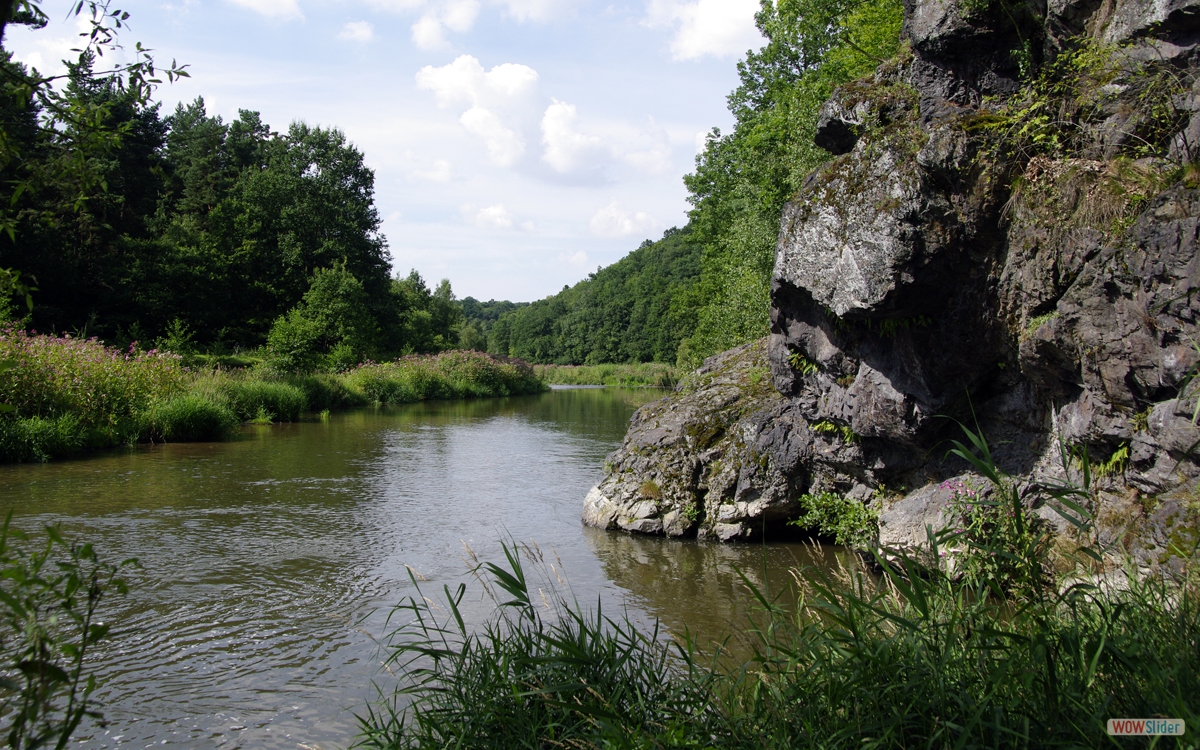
{"left": 0, "top": 388, "right": 847, "bottom": 749}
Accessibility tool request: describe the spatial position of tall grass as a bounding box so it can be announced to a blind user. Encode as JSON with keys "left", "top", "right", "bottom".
{"left": 0, "top": 332, "right": 544, "bottom": 462}
{"left": 535, "top": 362, "right": 678, "bottom": 388}
{"left": 356, "top": 428, "right": 1200, "bottom": 749}
{"left": 343, "top": 351, "right": 544, "bottom": 405}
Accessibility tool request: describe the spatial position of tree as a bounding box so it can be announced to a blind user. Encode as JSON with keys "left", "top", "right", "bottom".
{"left": 265, "top": 263, "right": 379, "bottom": 372}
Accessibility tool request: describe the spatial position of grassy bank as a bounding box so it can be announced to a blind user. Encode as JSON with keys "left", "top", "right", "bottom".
{"left": 535, "top": 362, "right": 678, "bottom": 387}
{"left": 356, "top": 431, "right": 1200, "bottom": 749}
{"left": 0, "top": 331, "right": 545, "bottom": 462}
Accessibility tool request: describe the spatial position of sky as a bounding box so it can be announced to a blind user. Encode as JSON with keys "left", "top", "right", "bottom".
{"left": 4, "top": 0, "right": 764, "bottom": 302}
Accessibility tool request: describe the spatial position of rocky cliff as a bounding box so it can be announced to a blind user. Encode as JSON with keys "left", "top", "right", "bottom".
{"left": 584, "top": 0, "right": 1200, "bottom": 573}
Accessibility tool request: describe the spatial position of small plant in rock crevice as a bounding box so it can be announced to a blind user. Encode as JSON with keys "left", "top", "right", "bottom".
{"left": 810, "top": 419, "right": 859, "bottom": 444}
{"left": 786, "top": 351, "right": 819, "bottom": 376}
{"left": 788, "top": 491, "right": 879, "bottom": 548}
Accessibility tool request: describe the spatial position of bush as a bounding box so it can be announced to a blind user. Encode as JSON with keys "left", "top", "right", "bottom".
{"left": 0, "top": 329, "right": 185, "bottom": 430}
{"left": 264, "top": 310, "right": 323, "bottom": 374}
{"left": 284, "top": 373, "right": 368, "bottom": 411}
{"left": 342, "top": 351, "right": 545, "bottom": 405}
{"left": 0, "top": 415, "right": 86, "bottom": 462}
{"left": 787, "top": 491, "right": 879, "bottom": 548}
{"left": 141, "top": 394, "right": 238, "bottom": 442}
{"left": 216, "top": 378, "right": 307, "bottom": 422}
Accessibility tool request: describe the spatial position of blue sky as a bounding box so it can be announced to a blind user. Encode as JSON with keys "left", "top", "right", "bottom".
{"left": 5, "top": 0, "right": 763, "bottom": 301}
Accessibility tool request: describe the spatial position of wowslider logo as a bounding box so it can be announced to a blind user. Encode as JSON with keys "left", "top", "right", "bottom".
{"left": 1107, "top": 719, "right": 1186, "bottom": 736}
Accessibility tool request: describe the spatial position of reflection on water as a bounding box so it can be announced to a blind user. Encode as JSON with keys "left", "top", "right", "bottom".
{"left": 584, "top": 528, "right": 861, "bottom": 656}
{"left": 0, "top": 388, "right": 844, "bottom": 748}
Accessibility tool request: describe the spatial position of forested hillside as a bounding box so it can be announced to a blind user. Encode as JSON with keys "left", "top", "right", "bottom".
{"left": 486, "top": 227, "right": 699, "bottom": 365}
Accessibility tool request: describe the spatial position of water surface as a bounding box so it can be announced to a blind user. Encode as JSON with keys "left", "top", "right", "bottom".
{"left": 0, "top": 389, "right": 847, "bottom": 749}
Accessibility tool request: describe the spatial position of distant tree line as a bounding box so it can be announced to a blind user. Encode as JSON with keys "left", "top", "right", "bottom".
{"left": 483, "top": 228, "right": 699, "bottom": 365}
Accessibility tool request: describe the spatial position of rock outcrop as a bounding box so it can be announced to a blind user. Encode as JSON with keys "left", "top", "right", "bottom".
{"left": 585, "top": 0, "right": 1200, "bottom": 573}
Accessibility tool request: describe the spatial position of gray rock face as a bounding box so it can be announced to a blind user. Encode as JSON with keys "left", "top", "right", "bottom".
{"left": 585, "top": 0, "right": 1200, "bottom": 575}
{"left": 776, "top": 149, "right": 935, "bottom": 318}
{"left": 1099, "top": 0, "right": 1200, "bottom": 43}
{"left": 582, "top": 340, "right": 815, "bottom": 541}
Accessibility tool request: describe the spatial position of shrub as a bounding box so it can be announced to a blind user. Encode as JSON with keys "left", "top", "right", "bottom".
{"left": 788, "top": 491, "right": 879, "bottom": 548}
{"left": 342, "top": 352, "right": 545, "bottom": 405}
{"left": 0, "top": 329, "right": 185, "bottom": 430}
{"left": 284, "top": 373, "right": 368, "bottom": 411}
{"left": 141, "top": 395, "right": 238, "bottom": 442}
{"left": 215, "top": 378, "right": 307, "bottom": 422}
{"left": 0, "top": 415, "right": 85, "bottom": 462}
{"left": 264, "top": 310, "right": 323, "bottom": 374}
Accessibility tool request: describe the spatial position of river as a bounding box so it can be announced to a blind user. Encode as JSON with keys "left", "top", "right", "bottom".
{"left": 0, "top": 387, "right": 848, "bottom": 749}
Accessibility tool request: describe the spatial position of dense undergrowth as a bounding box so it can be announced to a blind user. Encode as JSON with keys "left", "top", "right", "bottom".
{"left": 0, "top": 331, "right": 544, "bottom": 462}
{"left": 355, "top": 430, "right": 1200, "bottom": 749}
{"left": 535, "top": 362, "right": 679, "bottom": 388}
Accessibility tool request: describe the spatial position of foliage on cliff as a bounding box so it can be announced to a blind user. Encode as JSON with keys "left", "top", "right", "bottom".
{"left": 673, "top": 0, "right": 905, "bottom": 367}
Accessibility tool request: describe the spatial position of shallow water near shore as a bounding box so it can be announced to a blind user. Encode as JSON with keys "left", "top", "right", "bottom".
{"left": 0, "top": 388, "right": 848, "bottom": 749}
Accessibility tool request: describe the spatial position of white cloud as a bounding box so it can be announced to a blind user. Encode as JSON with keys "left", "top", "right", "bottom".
{"left": 337, "top": 21, "right": 376, "bottom": 41}
{"left": 411, "top": 15, "right": 447, "bottom": 48}
{"left": 474, "top": 204, "right": 514, "bottom": 229}
{"left": 363, "top": 0, "right": 424, "bottom": 10}
{"left": 589, "top": 199, "right": 660, "bottom": 238}
{"left": 227, "top": 0, "right": 303, "bottom": 20}
{"left": 496, "top": 0, "right": 573, "bottom": 22}
{"left": 414, "top": 159, "right": 454, "bottom": 181}
{"left": 540, "top": 103, "right": 673, "bottom": 176}
{"left": 443, "top": 0, "right": 481, "bottom": 30}
{"left": 461, "top": 107, "right": 525, "bottom": 165}
{"left": 8, "top": 16, "right": 99, "bottom": 77}
{"left": 417, "top": 56, "right": 540, "bottom": 166}
{"left": 410, "top": 0, "right": 481, "bottom": 49}
{"left": 541, "top": 100, "right": 603, "bottom": 173}
{"left": 416, "top": 55, "right": 539, "bottom": 109}
{"left": 619, "top": 119, "right": 672, "bottom": 174}
{"left": 558, "top": 250, "right": 590, "bottom": 267}
{"left": 462, "top": 203, "right": 534, "bottom": 230}
{"left": 644, "top": 0, "right": 763, "bottom": 60}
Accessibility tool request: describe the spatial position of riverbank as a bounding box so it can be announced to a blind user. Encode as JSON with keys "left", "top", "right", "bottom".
{"left": 535, "top": 362, "right": 677, "bottom": 388}
{"left": 0, "top": 330, "right": 545, "bottom": 462}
